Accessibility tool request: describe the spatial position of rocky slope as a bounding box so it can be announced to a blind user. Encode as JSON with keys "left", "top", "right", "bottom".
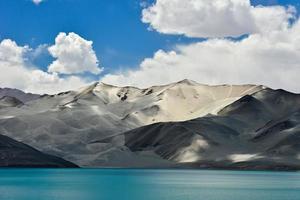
{"left": 0, "top": 88, "right": 40, "bottom": 103}
{"left": 0, "top": 134, "right": 78, "bottom": 168}
{"left": 0, "top": 80, "right": 262, "bottom": 167}
{"left": 0, "top": 96, "right": 24, "bottom": 109}
{"left": 0, "top": 80, "right": 299, "bottom": 169}
{"left": 123, "top": 88, "right": 300, "bottom": 170}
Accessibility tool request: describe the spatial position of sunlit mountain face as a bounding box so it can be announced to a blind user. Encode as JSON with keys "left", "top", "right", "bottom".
{"left": 0, "top": 80, "right": 298, "bottom": 170}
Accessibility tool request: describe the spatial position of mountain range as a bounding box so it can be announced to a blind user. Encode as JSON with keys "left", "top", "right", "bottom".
{"left": 0, "top": 80, "right": 299, "bottom": 170}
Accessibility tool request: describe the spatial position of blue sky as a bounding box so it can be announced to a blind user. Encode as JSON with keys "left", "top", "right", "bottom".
{"left": 1, "top": 0, "right": 298, "bottom": 74}
{"left": 0, "top": 0, "right": 300, "bottom": 93}
{"left": 0, "top": 0, "right": 198, "bottom": 74}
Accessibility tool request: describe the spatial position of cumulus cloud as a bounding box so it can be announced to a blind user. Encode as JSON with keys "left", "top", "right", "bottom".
{"left": 0, "top": 39, "right": 28, "bottom": 67}
{"left": 2, "top": 1, "right": 299, "bottom": 94}
{"left": 142, "top": 0, "right": 295, "bottom": 38}
{"left": 0, "top": 32, "right": 102, "bottom": 94}
{"left": 48, "top": 32, "right": 102, "bottom": 75}
{"left": 102, "top": 18, "right": 300, "bottom": 93}
{"left": 101, "top": 0, "right": 300, "bottom": 93}
{"left": 0, "top": 39, "right": 89, "bottom": 94}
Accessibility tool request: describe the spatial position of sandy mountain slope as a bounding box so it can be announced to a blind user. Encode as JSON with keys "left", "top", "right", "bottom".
{"left": 122, "top": 89, "right": 300, "bottom": 170}
{"left": 0, "top": 80, "right": 263, "bottom": 167}
{"left": 92, "top": 79, "right": 263, "bottom": 124}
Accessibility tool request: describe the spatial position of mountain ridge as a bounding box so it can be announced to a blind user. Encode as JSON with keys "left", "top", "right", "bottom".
{"left": 0, "top": 80, "right": 298, "bottom": 169}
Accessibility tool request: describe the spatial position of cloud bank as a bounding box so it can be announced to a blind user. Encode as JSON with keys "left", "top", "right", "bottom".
{"left": 102, "top": 0, "right": 300, "bottom": 93}
{"left": 142, "top": 0, "right": 295, "bottom": 38}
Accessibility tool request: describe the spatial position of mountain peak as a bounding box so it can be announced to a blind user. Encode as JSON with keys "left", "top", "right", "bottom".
{"left": 175, "top": 79, "right": 199, "bottom": 85}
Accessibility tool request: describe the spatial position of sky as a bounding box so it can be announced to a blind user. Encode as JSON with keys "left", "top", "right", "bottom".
{"left": 0, "top": 0, "right": 300, "bottom": 94}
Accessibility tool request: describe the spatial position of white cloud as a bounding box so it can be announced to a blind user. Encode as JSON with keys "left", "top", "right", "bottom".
{"left": 2, "top": 1, "right": 299, "bottom": 94}
{"left": 48, "top": 32, "right": 102, "bottom": 75}
{"left": 101, "top": 19, "right": 300, "bottom": 93}
{"left": 0, "top": 39, "right": 89, "bottom": 94}
{"left": 142, "top": 0, "right": 295, "bottom": 38}
{"left": 32, "top": 0, "right": 43, "bottom": 5}
{"left": 0, "top": 39, "right": 28, "bottom": 66}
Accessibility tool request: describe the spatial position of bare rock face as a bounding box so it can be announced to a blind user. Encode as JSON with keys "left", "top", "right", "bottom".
{"left": 0, "top": 134, "right": 78, "bottom": 168}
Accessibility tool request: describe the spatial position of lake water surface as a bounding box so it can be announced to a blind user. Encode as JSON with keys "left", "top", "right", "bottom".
{"left": 0, "top": 169, "right": 299, "bottom": 200}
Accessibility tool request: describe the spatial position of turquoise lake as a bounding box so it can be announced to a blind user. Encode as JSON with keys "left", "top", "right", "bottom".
{"left": 0, "top": 169, "right": 299, "bottom": 200}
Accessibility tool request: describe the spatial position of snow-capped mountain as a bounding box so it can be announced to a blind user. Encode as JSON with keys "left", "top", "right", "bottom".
{"left": 0, "top": 80, "right": 299, "bottom": 169}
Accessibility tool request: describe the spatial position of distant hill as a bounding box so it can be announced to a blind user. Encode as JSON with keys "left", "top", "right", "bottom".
{"left": 0, "top": 88, "right": 40, "bottom": 103}
{"left": 0, "top": 134, "right": 78, "bottom": 168}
